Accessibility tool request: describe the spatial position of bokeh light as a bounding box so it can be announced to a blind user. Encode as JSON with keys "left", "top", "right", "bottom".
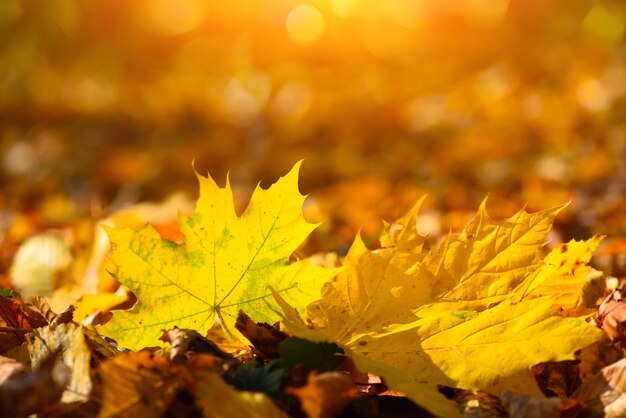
{"left": 2, "top": 0, "right": 626, "bottom": 250}
{"left": 286, "top": 5, "right": 326, "bottom": 45}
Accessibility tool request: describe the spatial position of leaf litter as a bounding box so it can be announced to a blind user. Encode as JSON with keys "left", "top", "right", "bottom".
{"left": 0, "top": 162, "right": 624, "bottom": 417}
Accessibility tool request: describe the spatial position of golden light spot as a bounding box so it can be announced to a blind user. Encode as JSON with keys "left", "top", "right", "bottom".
{"left": 576, "top": 78, "right": 609, "bottom": 113}
{"left": 286, "top": 5, "right": 326, "bottom": 45}
{"left": 271, "top": 82, "right": 312, "bottom": 122}
{"left": 221, "top": 74, "right": 272, "bottom": 127}
{"left": 403, "top": 95, "right": 448, "bottom": 132}
{"left": 143, "top": 0, "right": 208, "bottom": 36}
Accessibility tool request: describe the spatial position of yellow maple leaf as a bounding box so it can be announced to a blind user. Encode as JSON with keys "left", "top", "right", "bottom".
{"left": 511, "top": 234, "right": 604, "bottom": 306}
{"left": 425, "top": 198, "right": 565, "bottom": 309}
{"left": 100, "top": 162, "right": 338, "bottom": 350}
{"left": 274, "top": 199, "right": 605, "bottom": 417}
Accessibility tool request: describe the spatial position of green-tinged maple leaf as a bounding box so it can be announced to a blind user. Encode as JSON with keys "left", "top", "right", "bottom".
{"left": 100, "top": 162, "right": 338, "bottom": 350}
{"left": 274, "top": 199, "right": 605, "bottom": 417}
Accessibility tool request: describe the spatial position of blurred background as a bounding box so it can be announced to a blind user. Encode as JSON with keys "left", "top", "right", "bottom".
{"left": 2, "top": 0, "right": 626, "bottom": 257}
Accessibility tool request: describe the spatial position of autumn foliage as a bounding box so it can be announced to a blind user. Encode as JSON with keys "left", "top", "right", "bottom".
{"left": 4, "top": 1, "right": 626, "bottom": 417}
{"left": 0, "top": 162, "right": 623, "bottom": 417}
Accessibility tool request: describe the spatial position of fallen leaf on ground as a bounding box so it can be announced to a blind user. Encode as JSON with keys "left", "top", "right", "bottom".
{"left": 574, "top": 357, "right": 626, "bottom": 417}
{"left": 30, "top": 296, "right": 75, "bottom": 325}
{"left": 275, "top": 200, "right": 604, "bottom": 417}
{"left": 190, "top": 367, "right": 289, "bottom": 418}
{"left": 99, "top": 351, "right": 289, "bottom": 418}
{"left": 26, "top": 323, "right": 94, "bottom": 403}
{"left": 0, "top": 295, "right": 47, "bottom": 353}
{"left": 596, "top": 290, "right": 626, "bottom": 342}
{"left": 73, "top": 291, "right": 129, "bottom": 323}
{"left": 160, "top": 327, "right": 234, "bottom": 362}
{"left": 84, "top": 193, "right": 194, "bottom": 294}
{"left": 100, "top": 162, "right": 338, "bottom": 350}
{"left": 337, "top": 356, "right": 384, "bottom": 395}
{"left": 235, "top": 310, "right": 288, "bottom": 360}
{"left": 286, "top": 372, "right": 355, "bottom": 418}
{"left": 532, "top": 361, "right": 581, "bottom": 398}
{"left": 578, "top": 340, "right": 623, "bottom": 383}
{"left": 511, "top": 235, "right": 604, "bottom": 307}
{"left": 98, "top": 352, "right": 185, "bottom": 418}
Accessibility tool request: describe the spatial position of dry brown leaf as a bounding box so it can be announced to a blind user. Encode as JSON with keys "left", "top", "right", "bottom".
{"left": 160, "top": 328, "right": 234, "bottom": 363}
{"left": 26, "top": 323, "right": 95, "bottom": 403}
{"left": 99, "top": 351, "right": 285, "bottom": 418}
{"left": 337, "top": 356, "right": 384, "bottom": 395}
{"left": 235, "top": 310, "right": 288, "bottom": 360}
{"left": 578, "top": 340, "right": 623, "bottom": 384}
{"left": 98, "top": 352, "right": 185, "bottom": 418}
{"left": 30, "top": 295, "right": 75, "bottom": 325}
{"left": 596, "top": 290, "right": 626, "bottom": 342}
{"left": 574, "top": 358, "right": 626, "bottom": 417}
{"left": 578, "top": 269, "right": 606, "bottom": 309}
{"left": 0, "top": 295, "right": 47, "bottom": 353}
{"left": 532, "top": 361, "right": 581, "bottom": 398}
{"left": 287, "top": 372, "right": 355, "bottom": 418}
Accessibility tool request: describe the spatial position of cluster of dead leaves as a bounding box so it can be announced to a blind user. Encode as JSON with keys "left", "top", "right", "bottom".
{"left": 5, "top": 162, "right": 626, "bottom": 417}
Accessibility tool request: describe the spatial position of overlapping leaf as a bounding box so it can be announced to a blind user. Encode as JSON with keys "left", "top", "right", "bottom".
{"left": 511, "top": 234, "right": 604, "bottom": 306}
{"left": 191, "top": 369, "right": 289, "bottom": 418}
{"left": 99, "top": 351, "right": 289, "bottom": 418}
{"left": 275, "top": 199, "right": 605, "bottom": 417}
{"left": 26, "top": 323, "right": 92, "bottom": 403}
{"left": 100, "top": 162, "right": 337, "bottom": 350}
{"left": 425, "top": 199, "right": 564, "bottom": 309}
